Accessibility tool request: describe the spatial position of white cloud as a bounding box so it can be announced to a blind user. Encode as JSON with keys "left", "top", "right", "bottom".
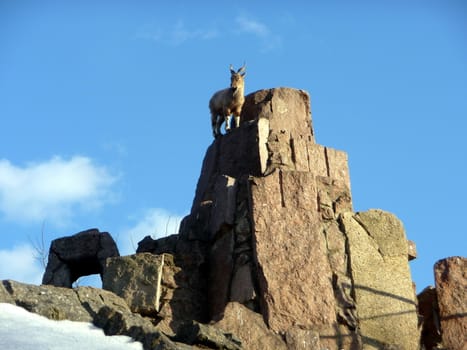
{"left": 0, "top": 156, "right": 117, "bottom": 226}
{"left": 236, "top": 16, "right": 270, "bottom": 37}
{"left": 136, "top": 20, "right": 219, "bottom": 46}
{"left": 117, "top": 208, "right": 184, "bottom": 256}
{"left": 235, "top": 15, "right": 282, "bottom": 51}
{"left": 171, "top": 20, "right": 219, "bottom": 45}
{"left": 0, "top": 244, "right": 43, "bottom": 284}
{"left": 136, "top": 16, "right": 282, "bottom": 51}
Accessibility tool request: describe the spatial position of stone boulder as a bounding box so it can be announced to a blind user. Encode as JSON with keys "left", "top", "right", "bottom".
{"left": 42, "top": 228, "right": 119, "bottom": 288}
{"left": 107, "top": 249, "right": 210, "bottom": 337}
{"left": 103, "top": 253, "right": 164, "bottom": 316}
{"left": 434, "top": 256, "right": 467, "bottom": 350}
{"left": 339, "top": 210, "right": 419, "bottom": 350}
{"left": 94, "top": 306, "right": 184, "bottom": 350}
{"left": 1, "top": 279, "right": 126, "bottom": 322}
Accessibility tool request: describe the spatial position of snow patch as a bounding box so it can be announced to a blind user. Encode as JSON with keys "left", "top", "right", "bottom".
{"left": 0, "top": 303, "right": 143, "bottom": 350}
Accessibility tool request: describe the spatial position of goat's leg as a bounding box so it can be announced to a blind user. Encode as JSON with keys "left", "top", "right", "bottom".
{"left": 234, "top": 116, "right": 240, "bottom": 128}
{"left": 215, "top": 116, "right": 223, "bottom": 137}
{"left": 225, "top": 115, "right": 232, "bottom": 132}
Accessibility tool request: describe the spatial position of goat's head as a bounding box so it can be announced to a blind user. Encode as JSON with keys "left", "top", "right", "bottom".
{"left": 229, "top": 64, "right": 246, "bottom": 92}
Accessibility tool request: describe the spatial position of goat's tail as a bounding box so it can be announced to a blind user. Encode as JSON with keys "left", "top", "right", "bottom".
{"left": 211, "top": 111, "right": 219, "bottom": 138}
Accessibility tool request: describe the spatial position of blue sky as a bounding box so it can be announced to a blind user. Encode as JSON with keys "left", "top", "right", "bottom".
{"left": 0, "top": 1, "right": 465, "bottom": 291}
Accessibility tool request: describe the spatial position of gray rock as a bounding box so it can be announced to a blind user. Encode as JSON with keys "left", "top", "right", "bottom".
{"left": 229, "top": 262, "right": 256, "bottom": 306}
{"left": 0, "top": 279, "right": 130, "bottom": 323}
{"left": 94, "top": 305, "right": 179, "bottom": 350}
{"left": 0, "top": 279, "right": 225, "bottom": 349}
{"left": 156, "top": 252, "right": 209, "bottom": 336}
{"left": 42, "top": 228, "right": 119, "bottom": 288}
{"left": 208, "top": 230, "right": 235, "bottom": 320}
{"left": 137, "top": 234, "right": 179, "bottom": 256}
{"left": 103, "top": 253, "right": 165, "bottom": 316}
{"left": 210, "top": 175, "right": 237, "bottom": 238}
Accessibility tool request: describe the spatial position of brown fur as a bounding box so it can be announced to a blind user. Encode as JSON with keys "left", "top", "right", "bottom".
{"left": 209, "top": 64, "right": 246, "bottom": 138}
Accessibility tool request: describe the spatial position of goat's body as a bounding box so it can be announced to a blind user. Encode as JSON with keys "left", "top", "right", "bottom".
{"left": 209, "top": 64, "right": 246, "bottom": 138}
{"left": 209, "top": 87, "right": 244, "bottom": 137}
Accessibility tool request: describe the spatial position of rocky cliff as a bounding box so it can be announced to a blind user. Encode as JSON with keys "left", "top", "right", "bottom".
{"left": 1, "top": 88, "right": 465, "bottom": 350}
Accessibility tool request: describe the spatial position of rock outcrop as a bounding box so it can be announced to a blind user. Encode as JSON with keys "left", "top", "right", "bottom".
{"left": 434, "top": 257, "right": 466, "bottom": 350}
{"left": 42, "top": 228, "right": 119, "bottom": 288}
{"left": 1, "top": 87, "right": 465, "bottom": 349}
{"left": 0, "top": 280, "right": 241, "bottom": 349}
{"left": 138, "top": 87, "right": 419, "bottom": 349}
{"left": 417, "top": 257, "right": 467, "bottom": 350}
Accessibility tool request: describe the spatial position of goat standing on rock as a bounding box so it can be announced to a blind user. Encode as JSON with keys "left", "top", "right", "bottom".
{"left": 209, "top": 64, "right": 246, "bottom": 138}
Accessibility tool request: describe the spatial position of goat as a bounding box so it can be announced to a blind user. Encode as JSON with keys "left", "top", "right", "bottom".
{"left": 209, "top": 64, "right": 246, "bottom": 138}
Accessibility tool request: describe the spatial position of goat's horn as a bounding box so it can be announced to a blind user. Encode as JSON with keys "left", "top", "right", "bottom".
{"left": 230, "top": 64, "right": 235, "bottom": 73}
{"left": 238, "top": 63, "right": 246, "bottom": 74}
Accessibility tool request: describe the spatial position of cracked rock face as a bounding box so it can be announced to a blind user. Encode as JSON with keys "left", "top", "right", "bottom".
{"left": 167, "top": 87, "right": 420, "bottom": 349}
{"left": 42, "top": 228, "right": 120, "bottom": 288}
{"left": 434, "top": 256, "right": 467, "bottom": 350}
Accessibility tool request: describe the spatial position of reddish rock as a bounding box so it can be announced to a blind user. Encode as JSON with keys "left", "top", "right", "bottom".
{"left": 308, "top": 145, "right": 351, "bottom": 192}
{"left": 214, "top": 302, "right": 287, "bottom": 350}
{"left": 241, "top": 87, "right": 314, "bottom": 143}
{"left": 418, "top": 286, "right": 442, "bottom": 350}
{"left": 249, "top": 170, "right": 337, "bottom": 334}
{"left": 191, "top": 88, "right": 319, "bottom": 214}
{"left": 434, "top": 256, "right": 467, "bottom": 350}
{"left": 142, "top": 87, "right": 419, "bottom": 348}
{"left": 285, "top": 327, "right": 321, "bottom": 350}
{"left": 316, "top": 175, "right": 352, "bottom": 220}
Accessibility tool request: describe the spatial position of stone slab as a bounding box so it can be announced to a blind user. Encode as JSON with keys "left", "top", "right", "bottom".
{"left": 103, "top": 253, "right": 164, "bottom": 316}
